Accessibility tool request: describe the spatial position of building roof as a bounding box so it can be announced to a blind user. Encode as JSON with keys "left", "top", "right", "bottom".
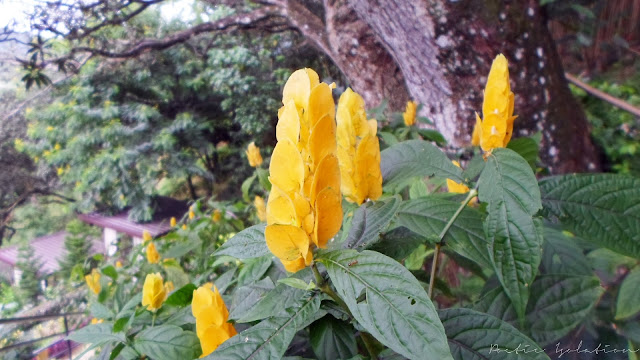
{"left": 0, "top": 231, "right": 105, "bottom": 275}
{"left": 77, "top": 197, "right": 189, "bottom": 239}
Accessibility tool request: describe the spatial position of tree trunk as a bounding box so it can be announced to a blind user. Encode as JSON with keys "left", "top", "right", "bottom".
{"left": 290, "top": 0, "right": 600, "bottom": 173}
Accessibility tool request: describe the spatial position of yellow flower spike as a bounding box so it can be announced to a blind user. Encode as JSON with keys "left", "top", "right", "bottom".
{"left": 54, "top": 143, "right": 61, "bottom": 151}
{"left": 267, "top": 69, "right": 342, "bottom": 272}
{"left": 46, "top": 126, "right": 54, "bottom": 132}
{"left": 146, "top": 242, "right": 160, "bottom": 264}
{"left": 84, "top": 268, "right": 101, "bottom": 295}
{"left": 189, "top": 209, "right": 195, "bottom": 220}
{"left": 336, "top": 88, "right": 382, "bottom": 205}
{"left": 141, "top": 273, "right": 167, "bottom": 312}
{"left": 254, "top": 196, "right": 267, "bottom": 222}
{"left": 142, "top": 230, "right": 152, "bottom": 243}
{"left": 115, "top": 260, "right": 122, "bottom": 268}
{"left": 57, "top": 167, "right": 64, "bottom": 176}
{"left": 212, "top": 209, "right": 222, "bottom": 223}
{"left": 43, "top": 150, "right": 51, "bottom": 157}
{"left": 91, "top": 318, "right": 103, "bottom": 325}
{"left": 246, "top": 142, "right": 263, "bottom": 167}
{"left": 182, "top": 224, "right": 187, "bottom": 230}
{"left": 403, "top": 101, "right": 418, "bottom": 126}
{"left": 446, "top": 161, "right": 471, "bottom": 194}
{"left": 191, "top": 285, "right": 236, "bottom": 357}
{"left": 170, "top": 217, "right": 177, "bottom": 227}
{"left": 475, "top": 54, "right": 517, "bottom": 152}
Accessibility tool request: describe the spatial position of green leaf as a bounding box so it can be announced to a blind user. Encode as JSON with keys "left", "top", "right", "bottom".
{"left": 256, "top": 167, "right": 272, "bottom": 191}
{"left": 474, "top": 287, "right": 517, "bottom": 325}
{"left": 91, "top": 302, "right": 114, "bottom": 320}
{"left": 318, "top": 250, "right": 452, "bottom": 359}
{"left": 439, "top": 308, "right": 549, "bottom": 360}
{"left": 101, "top": 265, "right": 118, "bottom": 280}
{"left": 380, "top": 140, "right": 463, "bottom": 191}
{"left": 204, "top": 293, "right": 322, "bottom": 359}
{"left": 539, "top": 174, "right": 640, "bottom": 259}
{"left": 416, "top": 129, "right": 446, "bottom": 146}
{"left": 369, "top": 226, "right": 424, "bottom": 261}
{"left": 229, "top": 277, "right": 275, "bottom": 321}
{"left": 238, "top": 269, "right": 313, "bottom": 323}
{"left": 164, "top": 283, "right": 198, "bottom": 307}
{"left": 242, "top": 173, "right": 257, "bottom": 202}
{"left": 310, "top": 316, "right": 357, "bottom": 360}
{"left": 133, "top": 325, "right": 200, "bottom": 360}
{"left": 237, "top": 255, "right": 272, "bottom": 286}
{"left": 278, "top": 278, "right": 312, "bottom": 290}
{"left": 404, "top": 244, "right": 431, "bottom": 270}
{"left": 215, "top": 224, "right": 269, "bottom": 260}
{"left": 378, "top": 131, "right": 399, "bottom": 146}
{"left": 616, "top": 267, "right": 640, "bottom": 320}
{"left": 164, "top": 238, "right": 202, "bottom": 258}
{"left": 479, "top": 148, "right": 543, "bottom": 321}
{"left": 525, "top": 274, "right": 603, "bottom": 346}
{"left": 507, "top": 137, "right": 539, "bottom": 170}
{"left": 343, "top": 196, "right": 401, "bottom": 250}
{"left": 67, "top": 323, "right": 125, "bottom": 344}
{"left": 541, "top": 227, "right": 591, "bottom": 276}
{"left": 396, "top": 197, "right": 491, "bottom": 268}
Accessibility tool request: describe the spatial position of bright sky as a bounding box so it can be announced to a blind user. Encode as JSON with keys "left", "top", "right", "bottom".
{"left": 0, "top": 0, "right": 195, "bottom": 34}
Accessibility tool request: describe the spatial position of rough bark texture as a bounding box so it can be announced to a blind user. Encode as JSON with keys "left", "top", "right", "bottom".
{"left": 343, "top": 0, "right": 600, "bottom": 173}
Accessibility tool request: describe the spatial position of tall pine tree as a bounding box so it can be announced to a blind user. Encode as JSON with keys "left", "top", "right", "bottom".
{"left": 16, "top": 243, "right": 42, "bottom": 305}
{"left": 58, "top": 220, "right": 95, "bottom": 281}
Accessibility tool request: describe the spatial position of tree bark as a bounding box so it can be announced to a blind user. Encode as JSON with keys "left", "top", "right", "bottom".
{"left": 286, "top": 0, "right": 599, "bottom": 173}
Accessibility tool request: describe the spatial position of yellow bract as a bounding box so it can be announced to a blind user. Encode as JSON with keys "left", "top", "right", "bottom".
{"left": 254, "top": 196, "right": 267, "bottom": 222}
{"left": 191, "top": 285, "right": 236, "bottom": 357}
{"left": 403, "top": 100, "right": 417, "bottom": 126}
{"left": 143, "top": 230, "right": 152, "bottom": 243}
{"left": 84, "top": 268, "right": 101, "bottom": 295}
{"left": 212, "top": 209, "right": 222, "bottom": 223}
{"left": 266, "top": 68, "right": 343, "bottom": 272}
{"left": 170, "top": 217, "right": 177, "bottom": 227}
{"left": 141, "top": 273, "right": 168, "bottom": 312}
{"left": 115, "top": 260, "right": 122, "bottom": 268}
{"left": 446, "top": 161, "right": 470, "bottom": 194}
{"left": 146, "top": 242, "right": 160, "bottom": 264}
{"left": 245, "top": 142, "right": 263, "bottom": 167}
{"left": 472, "top": 54, "right": 517, "bottom": 152}
{"left": 336, "top": 88, "right": 382, "bottom": 205}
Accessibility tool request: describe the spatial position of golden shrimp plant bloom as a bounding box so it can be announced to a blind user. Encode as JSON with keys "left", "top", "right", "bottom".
{"left": 146, "top": 242, "right": 160, "bottom": 264}
{"left": 446, "top": 161, "right": 470, "bottom": 194}
{"left": 472, "top": 54, "right": 517, "bottom": 152}
{"left": 142, "top": 230, "right": 152, "bottom": 243}
{"left": 192, "top": 285, "right": 236, "bottom": 357}
{"left": 84, "top": 268, "right": 101, "bottom": 295}
{"left": 141, "top": 272, "right": 169, "bottom": 312}
{"left": 254, "top": 196, "right": 267, "bottom": 222}
{"left": 265, "top": 68, "right": 343, "bottom": 273}
{"left": 246, "top": 141, "right": 263, "bottom": 167}
{"left": 403, "top": 100, "right": 418, "bottom": 126}
{"left": 336, "top": 88, "right": 382, "bottom": 204}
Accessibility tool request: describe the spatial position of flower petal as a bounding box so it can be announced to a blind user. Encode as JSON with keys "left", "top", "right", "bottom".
{"left": 313, "top": 187, "right": 342, "bottom": 248}
{"left": 265, "top": 224, "right": 310, "bottom": 261}
{"left": 309, "top": 114, "right": 337, "bottom": 173}
{"left": 269, "top": 139, "right": 304, "bottom": 194}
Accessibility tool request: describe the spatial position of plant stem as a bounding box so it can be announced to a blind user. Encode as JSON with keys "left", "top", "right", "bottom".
{"left": 428, "top": 188, "right": 478, "bottom": 299}
{"left": 360, "top": 332, "right": 379, "bottom": 359}
{"left": 151, "top": 312, "right": 157, "bottom": 327}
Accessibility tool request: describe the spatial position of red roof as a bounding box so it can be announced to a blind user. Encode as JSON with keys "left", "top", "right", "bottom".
{"left": 77, "top": 197, "right": 189, "bottom": 239}
{"left": 0, "top": 231, "right": 105, "bottom": 275}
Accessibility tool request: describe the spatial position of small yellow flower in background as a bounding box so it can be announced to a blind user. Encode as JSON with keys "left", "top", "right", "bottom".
{"left": 212, "top": 209, "right": 222, "bottom": 223}
{"left": 57, "top": 167, "right": 64, "bottom": 176}
{"left": 191, "top": 285, "right": 237, "bottom": 357}
{"left": 146, "top": 242, "right": 160, "bottom": 264}
{"left": 43, "top": 150, "right": 51, "bottom": 157}
{"left": 254, "top": 196, "right": 267, "bottom": 222}
{"left": 182, "top": 224, "right": 187, "bottom": 230}
{"left": 54, "top": 143, "right": 61, "bottom": 151}
{"left": 141, "top": 273, "right": 168, "bottom": 312}
{"left": 472, "top": 54, "right": 517, "bottom": 152}
{"left": 246, "top": 142, "right": 263, "bottom": 167}
{"left": 142, "top": 230, "right": 152, "bottom": 243}
{"left": 336, "top": 88, "right": 383, "bottom": 205}
{"left": 33, "top": 156, "right": 39, "bottom": 162}
{"left": 266, "top": 68, "right": 343, "bottom": 273}
{"left": 46, "top": 126, "right": 54, "bottom": 132}
{"left": 170, "top": 217, "right": 177, "bottom": 227}
{"left": 90, "top": 318, "right": 103, "bottom": 325}
{"left": 115, "top": 260, "right": 122, "bottom": 268}
{"left": 189, "top": 208, "right": 195, "bottom": 220}
{"left": 164, "top": 281, "right": 175, "bottom": 294}
{"left": 446, "top": 161, "right": 470, "bottom": 193}
{"left": 84, "top": 269, "right": 101, "bottom": 295}
{"left": 403, "top": 100, "right": 418, "bottom": 127}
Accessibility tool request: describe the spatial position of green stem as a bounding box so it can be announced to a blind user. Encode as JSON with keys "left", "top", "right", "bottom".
{"left": 428, "top": 188, "right": 478, "bottom": 299}
{"left": 360, "top": 332, "right": 379, "bottom": 359}
{"left": 151, "top": 312, "right": 157, "bottom": 327}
